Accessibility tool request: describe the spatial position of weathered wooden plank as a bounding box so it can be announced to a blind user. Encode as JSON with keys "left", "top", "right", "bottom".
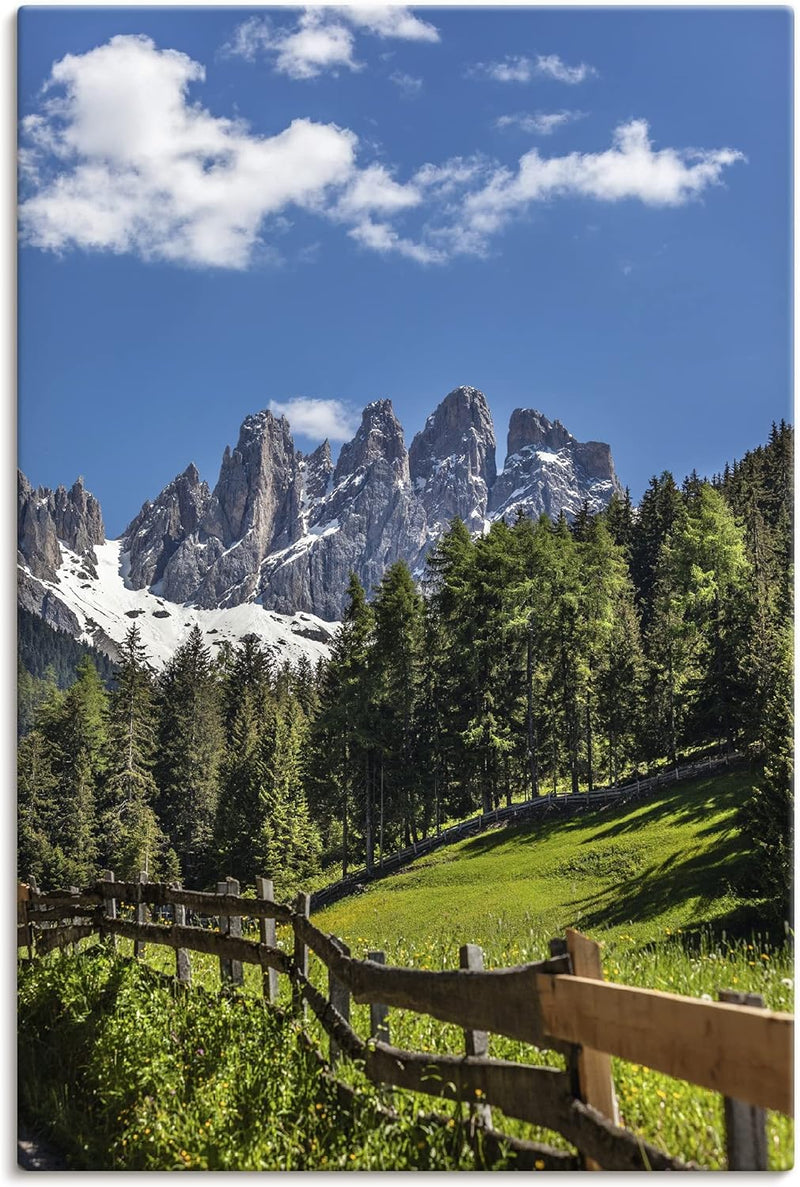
{"left": 255, "top": 877, "right": 279, "bottom": 1003}
{"left": 347, "top": 953, "right": 573, "bottom": 1051}
{"left": 29, "top": 890, "right": 101, "bottom": 907}
{"left": 365, "top": 1042, "right": 578, "bottom": 1135}
{"left": 460, "top": 943, "right": 492, "bottom": 1129}
{"left": 101, "top": 871, "right": 117, "bottom": 953}
{"left": 218, "top": 878, "right": 244, "bottom": 987}
{"left": 26, "top": 903, "right": 99, "bottom": 922}
{"left": 100, "top": 917, "right": 291, "bottom": 973}
{"left": 535, "top": 972, "right": 794, "bottom": 1116}
{"left": 366, "top": 951, "right": 389, "bottom": 1045}
{"left": 170, "top": 882, "right": 190, "bottom": 985}
{"left": 134, "top": 872, "right": 148, "bottom": 959}
{"left": 328, "top": 939, "right": 351, "bottom": 1065}
{"left": 92, "top": 880, "right": 293, "bottom": 922}
{"left": 719, "top": 989, "right": 768, "bottom": 1170}
{"left": 34, "top": 924, "right": 97, "bottom": 954}
{"left": 293, "top": 892, "right": 311, "bottom": 1019}
{"left": 565, "top": 929, "right": 618, "bottom": 1170}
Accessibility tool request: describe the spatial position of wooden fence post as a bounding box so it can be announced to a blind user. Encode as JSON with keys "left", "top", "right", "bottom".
{"left": 134, "top": 871, "right": 148, "bottom": 958}
{"left": 17, "top": 882, "right": 32, "bottom": 959}
{"left": 719, "top": 989, "right": 768, "bottom": 1170}
{"left": 328, "top": 940, "right": 351, "bottom": 1065}
{"left": 101, "top": 870, "right": 117, "bottom": 952}
{"left": 217, "top": 877, "right": 244, "bottom": 988}
{"left": 256, "top": 876, "right": 278, "bottom": 1004}
{"left": 292, "top": 891, "right": 311, "bottom": 1019}
{"left": 564, "top": 929, "right": 619, "bottom": 1171}
{"left": 460, "top": 943, "right": 492, "bottom": 1129}
{"left": 27, "top": 875, "right": 38, "bottom": 958}
{"left": 68, "top": 887, "right": 80, "bottom": 953}
{"left": 367, "top": 951, "right": 390, "bottom": 1044}
{"left": 170, "top": 883, "right": 191, "bottom": 986}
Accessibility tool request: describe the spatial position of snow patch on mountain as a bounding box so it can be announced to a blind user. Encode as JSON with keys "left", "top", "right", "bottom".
{"left": 28, "top": 539, "right": 338, "bottom": 668}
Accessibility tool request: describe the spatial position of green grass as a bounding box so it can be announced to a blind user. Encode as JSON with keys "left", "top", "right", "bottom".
{"left": 18, "top": 771, "right": 794, "bottom": 1170}
{"left": 18, "top": 950, "right": 518, "bottom": 1171}
{"left": 313, "top": 770, "right": 794, "bottom": 1169}
{"left": 315, "top": 770, "right": 765, "bottom": 950}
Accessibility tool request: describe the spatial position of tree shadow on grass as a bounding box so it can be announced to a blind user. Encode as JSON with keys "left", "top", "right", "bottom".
{"left": 567, "top": 828, "right": 751, "bottom": 933}
{"left": 455, "top": 772, "right": 750, "bottom": 862}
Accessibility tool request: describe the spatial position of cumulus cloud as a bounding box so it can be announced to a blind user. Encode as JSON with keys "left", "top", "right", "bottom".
{"left": 18, "top": 37, "right": 745, "bottom": 274}
{"left": 336, "top": 7, "right": 439, "bottom": 42}
{"left": 224, "top": 6, "right": 439, "bottom": 79}
{"left": 458, "top": 119, "right": 745, "bottom": 244}
{"left": 347, "top": 218, "right": 444, "bottom": 264}
{"left": 468, "top": 52, "right": 597, "bottom": 85}
{"left": 495, "top": 110, "right": 586, "bottom": 135}
{"left": 269, "top": 397, "right": 359, "bottom": 441}
{"left": 335, "top": 163, "right": 421, "bottom": 218}
{"left": 223, "top": 12, "right": 359, "bottom": 79}
{"left": 19, "top": 34, "right": 357, "bottom": 267}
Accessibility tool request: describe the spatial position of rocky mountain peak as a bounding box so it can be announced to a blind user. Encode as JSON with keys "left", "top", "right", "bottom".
{"left": 123, "top": 464, "right": 211, "bottom": 590}
{"left": 506, "top": 408, "right": 573, "bottom": 459}
{"left": 18, "top": 469, "right": 105, "bottom": 583}
{"left": 409, "top": 385, "right": 497, "bottom": 539}
{"left": 333, "top": 399, "right": 408, "bottom": 484}
{"left": 490, "top": 407, "right": 621, "bottom": 522}
{"left": 302, "top": 440, "right": 333, "bottom": 502}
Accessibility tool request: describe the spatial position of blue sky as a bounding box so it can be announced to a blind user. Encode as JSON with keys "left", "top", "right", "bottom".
{"left": 18, "top": 6, "right": 791, "bottom": 538}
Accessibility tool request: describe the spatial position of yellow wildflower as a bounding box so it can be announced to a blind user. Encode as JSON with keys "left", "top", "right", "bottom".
{"left": 535, "top": 1160, "right": 545, "bottom": 1170}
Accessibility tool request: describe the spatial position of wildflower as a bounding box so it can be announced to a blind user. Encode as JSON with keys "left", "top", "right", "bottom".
{"left": 781, "top": 978, "right": 793, "bottom": 988}
{"left": 761, "top": 954, "right": 769, "bottom": 961}
{"left": 701, "top": 993, "right": 712, "bottom": 1001}
{"left": 535, "top": 1160, "right": 545, "bottom": 1170}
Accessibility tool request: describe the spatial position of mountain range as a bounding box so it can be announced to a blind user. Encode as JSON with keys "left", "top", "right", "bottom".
{"left": 18, "top": 385, "right": 621, "bottom": 666}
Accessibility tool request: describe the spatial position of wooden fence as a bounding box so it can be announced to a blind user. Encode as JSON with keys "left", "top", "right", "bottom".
{"left": 17, "top": 871, "right": 792, "bottom": 1172}
{"left": 312, "top": 751, "right": 739, "bottom": 909}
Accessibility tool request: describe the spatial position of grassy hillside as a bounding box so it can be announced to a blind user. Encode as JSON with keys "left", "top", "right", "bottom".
{"left": 314, "top": 770, "right": 793, "bottom": 1169}
{"left": 316, "top": 769, "right": 770, "bottom": 954}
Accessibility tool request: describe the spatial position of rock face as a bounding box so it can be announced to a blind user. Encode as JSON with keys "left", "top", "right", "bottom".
{"left": 258, "top": 400, "right": 428, "bottom": 618}
{"left": 488, "top": 408, "right": 620, "bottom": 522}
{"left": 19, "top": 387, "right": 622, "bottom": 630}
{"left": 124, "top": 463, "right": 211, "bottom": 591}
{"left": 18, "top": 470, "right": 105, "bottom": 582}
{"left": 409, "top": 385, "right": 497, "bottom": 543}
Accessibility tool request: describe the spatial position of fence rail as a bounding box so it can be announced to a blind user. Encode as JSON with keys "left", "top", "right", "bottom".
{"left": 17, "top": 868, "right": 791, "bottom": 1172}
{"left": 311, "top": 751, "right": 740, "bottom": 909}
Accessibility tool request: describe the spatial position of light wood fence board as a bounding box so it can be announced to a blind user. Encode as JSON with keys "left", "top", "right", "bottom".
{"left": 535, "top": 971, "right": 793, "bottom": 1115}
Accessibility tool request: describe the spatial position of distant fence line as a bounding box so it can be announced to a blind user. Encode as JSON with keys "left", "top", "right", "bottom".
{"left": 312, "top": 751, "right": 740, "bottom": 911}
{"left": 17, "top": 860, "right": 790, "bottom": 1172}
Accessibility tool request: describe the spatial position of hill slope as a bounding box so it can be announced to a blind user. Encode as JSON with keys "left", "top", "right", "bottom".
{"left": 316, "top": 770, "right": 760, "bottom": 952}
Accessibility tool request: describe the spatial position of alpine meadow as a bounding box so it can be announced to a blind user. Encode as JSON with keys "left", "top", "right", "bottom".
{"left": 17, "top": 6, "right": 792, "bottom": 1173}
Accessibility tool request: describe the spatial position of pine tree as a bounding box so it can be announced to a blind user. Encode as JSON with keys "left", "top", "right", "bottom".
{"left": 102, "top": 626, "right": 164, "bottom": 879}
{"left": 155, "top": 625, "right": 224, "bottom": 887}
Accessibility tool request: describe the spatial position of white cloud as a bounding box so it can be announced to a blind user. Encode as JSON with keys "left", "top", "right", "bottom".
{"left": 534, "top": 54, "right": 597, "bottom": 84}
{"left": 18, "top": 39, "right": 745, "bottom": 275}
{"left": 336, "top": 7, "right": 439, "bottom": 42}
{"left": 459, "top": 119, "right": 745, "bottom": 244}
{"left": 467, "top": 55, "right": 534, "bottom": 83}
{"left": 348, "top": 218, "right": 444, "bottom": 264}
{"left": 467, "top": 52, "right": 597, "bottom": 85}
{"left": 224, "top": 7, "right": 438, "bottom": 79}
{"left": 269, "top": 397, "right": 359, "bottom": 441}
{"left": 223, "top": 12, "right": 359, "bottom": 79}
{"left": 19, "top": 34, "right": 357, "bottom": 267}
{"left": 389, "top": 70, "right": 423, "bottom": 95}
{"left": 495, "top": 110, "right": 586, "bottom": 136}
{"left": 335, "top": 163, "right": 421, "bottom": 218}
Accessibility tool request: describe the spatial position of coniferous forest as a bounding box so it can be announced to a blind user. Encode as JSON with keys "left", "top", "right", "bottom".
{"left": 18, "top": 423, "right": 793, "bottom": 916}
